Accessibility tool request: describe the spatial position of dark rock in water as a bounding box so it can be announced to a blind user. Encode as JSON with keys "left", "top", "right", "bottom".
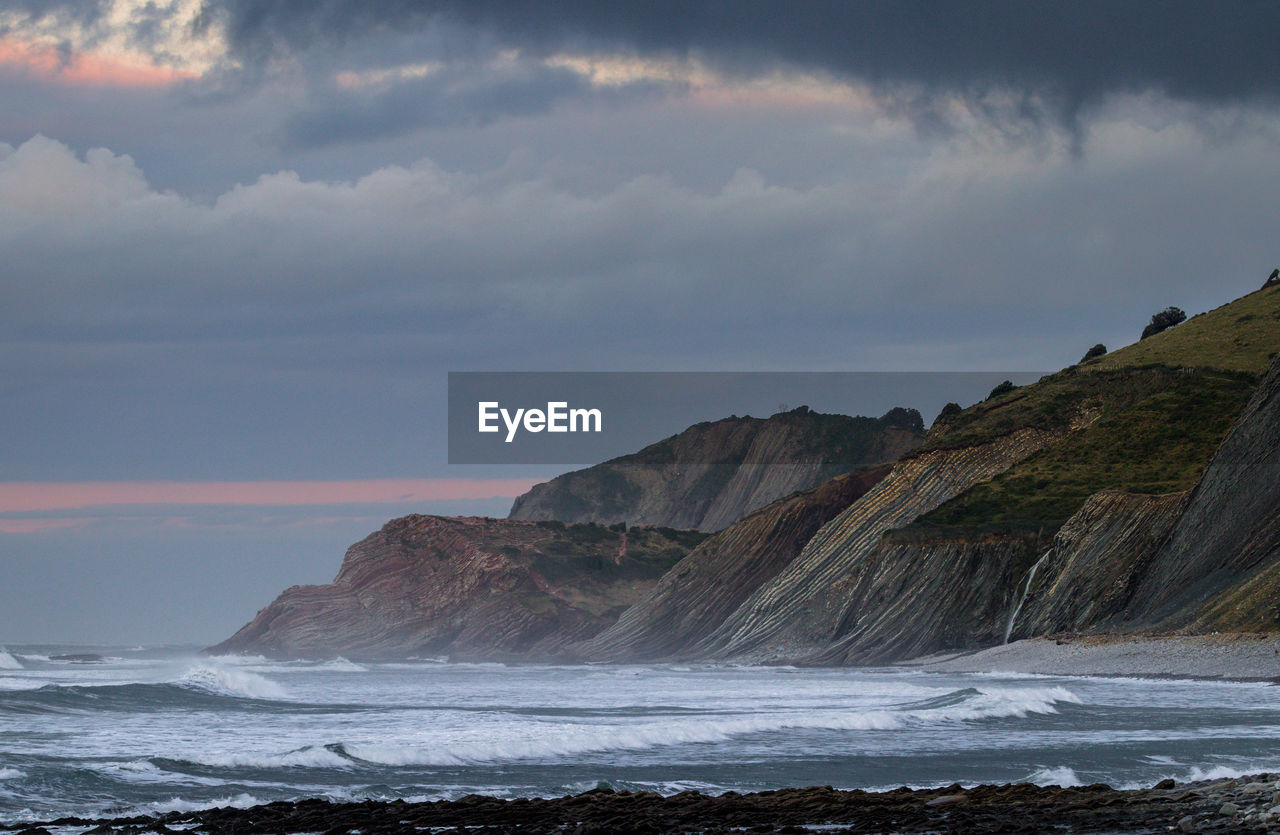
{"left": 206, "top": 516, "right": 706, "bottom": 660}
{"left": 508, "top": 406, "right": 924, "bottom": 532}
{"left": 7, "top": 775, "right": 1274, "bottom": 833}
{"left": 49, "top": 653, "right": 103, "bottom": 663}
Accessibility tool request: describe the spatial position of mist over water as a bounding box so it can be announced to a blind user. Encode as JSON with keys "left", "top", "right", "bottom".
{"left": 2, "top": 647, "right": 1280, "bottom": 823}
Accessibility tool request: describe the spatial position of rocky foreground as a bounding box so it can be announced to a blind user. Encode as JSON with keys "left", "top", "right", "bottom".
{"left": 9, "top": 776, "right": 1280, "bottom": 833}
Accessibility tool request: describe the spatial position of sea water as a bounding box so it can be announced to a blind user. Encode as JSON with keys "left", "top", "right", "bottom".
{"left": 2, "top": 646, "right": 1279, "bottom": 823}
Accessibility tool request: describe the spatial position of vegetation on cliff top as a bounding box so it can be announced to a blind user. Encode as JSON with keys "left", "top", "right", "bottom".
{"left": 911, "top": 369, "right": 1253, "bottom": 535}
{"left": 907, "top": 286, "right": 1276, "bottom": 537}
{"left": 1090, "top": 284, "right": 1280, "bottom": 374}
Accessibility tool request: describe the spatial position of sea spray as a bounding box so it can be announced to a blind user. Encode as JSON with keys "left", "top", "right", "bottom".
{"left": 177, "top": 665, "right": 288, "bottom": 700}
{"left": 335, "top": 686, "right": 1081, "bottom": 768}
{"left": 2, "top": 650, "right": 1277, "bottom": 822}
{"left": 1004, "top": 549, "right": 1053, "bottom": 644}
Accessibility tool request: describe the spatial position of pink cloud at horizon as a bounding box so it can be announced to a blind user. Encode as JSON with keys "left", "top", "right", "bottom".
{"left": 0, "top": 517, "right": 94, "bottom": 534}
{"left": 0, "top": 37, "right": 196, "bottom": 88}
{"left": 0, "top": 478, "right": 546, "bottom": 514}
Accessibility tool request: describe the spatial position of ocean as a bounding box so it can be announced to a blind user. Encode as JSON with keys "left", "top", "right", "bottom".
{"left": 2, "top": 646, "right": 1279, "bottom": 824}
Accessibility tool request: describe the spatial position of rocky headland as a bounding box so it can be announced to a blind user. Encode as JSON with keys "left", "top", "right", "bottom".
{"left": 507, "top": 405, "right": 925, "bottom": 531}
{"left": 207, "top": 516, "right": 706, "bottom": 660}
{"left": 213, "top": 286, "right": 1280, "bottom": 671}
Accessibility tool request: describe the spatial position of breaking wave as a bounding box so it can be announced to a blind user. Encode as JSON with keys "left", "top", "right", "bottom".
{"left": 177, "top": 665, "right": 288, "bottom": 700}
{"left": 1027, "top": 766, "right": 1084, "bottom": 787}
{"left": 144, "top": 793, "right": 264, "bottom": 814}
{"left": 0, "top": 665, "right": 289, "bottom": 714}
{"left": 173, "top": 686, "right": 1082, "bottom": 770}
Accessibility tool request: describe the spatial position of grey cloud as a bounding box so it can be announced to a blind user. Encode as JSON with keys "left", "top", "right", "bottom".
{"left": 2, "top": 119, "right": 1277, "bottom": 481}
{"left": 277, "top": 60, "right": 667, "bottom": 150}
{"left": 208, "top": 1, "right": 1280, "bottom": 121}
{"left": 0, "top": 0, "right": 105, "bottom": 28}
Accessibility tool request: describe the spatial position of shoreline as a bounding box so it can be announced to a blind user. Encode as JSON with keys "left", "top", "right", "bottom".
{"left": 6, "top": 774, "right": 1280, "bottom": 833}
{"left": 898, "top": 633, "right": 1280, "bottom": 681}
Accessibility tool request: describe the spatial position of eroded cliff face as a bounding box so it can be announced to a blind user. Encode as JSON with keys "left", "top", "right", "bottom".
{"left": 508, "top": 406, "right": 924, "bottom": 531}
{"left": 691, "top": 418, "right": 1095, "bottom": 662}
{"left": 1014, "top": 491, "right": 1186, "bottom": 638}
{"left": 575, "top": 465, "right": 894, "bottom": 662}
{"left": 799, "top": 355, "right": 1280, "bottom": 664}
{"left": 792, "top": 491, "right": 1185, "bottom": 664}
{"left": 1130, "top": 354, "right": 1280, "bottom": 631}
{"left": 208, "top": 516, "right": 704, "bottom": 660}
{"left": 212, "top": 294, "right": 1279, "bottom": 664}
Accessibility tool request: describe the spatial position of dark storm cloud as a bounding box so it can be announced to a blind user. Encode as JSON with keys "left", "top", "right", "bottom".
{"left": 278, "top": 61, "right": 667, "bottom": 149}
{"left": 208, "top": 1, "right": 1280, "bottom": 117}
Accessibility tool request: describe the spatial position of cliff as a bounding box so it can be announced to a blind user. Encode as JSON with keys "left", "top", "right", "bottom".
{"left": 1007, "top": 351, "right": 1280, "bottom": 642}
{"left": 575, "top": 465, "right": 894, "bottom": 662}
{"left": 1127, "top": 351, "right": 1280, "bottom": 632}
{"left": 215, "top": 287, "right": 1280, "bottom": 664}
{"left": 507, "top": 406, "right": 924, "bottom": 531}
{"left": 207, "top": 516, "right": 705, "bottom": 660}
{"left": 587, "top": 287, "right": 1279, "bottom": 665}
{"left": 692, "top": 420, "right": 1094, "bottom": 662}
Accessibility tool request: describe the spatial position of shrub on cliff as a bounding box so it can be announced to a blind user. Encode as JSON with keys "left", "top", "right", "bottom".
{"left": 986, "top": 380, "right": 1016, "bottom": 401}
{"left": 1141, "top": 307, "right": 1186, "bottom": 340}
{"left": 878, "top": 406, "right": 925, "bottom": 433}
{"left": 934, "top": 402, "right": 963, "bottom": 425}
{"left": 1080, "top": 344, "right": 1107, "bottom": 363}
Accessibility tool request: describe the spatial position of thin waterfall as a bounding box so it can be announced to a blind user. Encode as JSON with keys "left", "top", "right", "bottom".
{"left": 1004, "top": 549, "right": 1053, "bottom": 644}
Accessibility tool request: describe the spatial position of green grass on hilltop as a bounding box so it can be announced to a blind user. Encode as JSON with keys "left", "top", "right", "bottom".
{"left": 906, "top": 286, "right": 1278, "bottom": 538}
{"left": 1088, "top": 284, "right": 1280, "bottom": 375}
{"left": 921, "top": 286, "right": 1278, "bottom": 458}
{"left": 908, "top": 368, "right": 1255, "bottom": 537}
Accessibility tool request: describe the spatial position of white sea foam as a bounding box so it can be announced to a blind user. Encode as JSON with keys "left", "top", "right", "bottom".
{"left": 177, "top": 665, "right": 288, "bottom": 700}
{"left": 201, "top": 653, "right": 272, "bottom": 667}
{"left": 95, "top": 760, "right": 223, "bottom": 787}
{"left": 0, "top": 651, "right": 22, "bottom": 670}
{"left": 0, "top": 768, "right": 24, "bottom": 780}
{"left": 145, "top": 793, "right": 263, "bottom": 814}
{"left": 343, "top": 686, "right": 1081, "bottom": 767}
{"left": 185, "top": 745, "right": 351, "bottom": 770}
{"left": 1027, "top": 766, "right": 1083, "bottom": 787}
{"left": 318, "top": 657, "right": 367, "bottom": 672}
{"left": 1179, "top": 764, "right": 1273, "bottom": 783}
{"left": 1115, "top": 761, "right": 1280, "bottom": 791}
{"left": 0, "top": 677, "right": 42, "bottom": 691}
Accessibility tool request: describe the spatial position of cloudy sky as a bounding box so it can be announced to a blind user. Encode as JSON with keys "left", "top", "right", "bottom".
{"left": 3, "top": 1, "right": 1279, "bottom": 643}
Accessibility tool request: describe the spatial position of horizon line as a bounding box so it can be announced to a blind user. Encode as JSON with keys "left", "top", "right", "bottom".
{"left": 0, "top": 478, "right": 546, "bottom": 514}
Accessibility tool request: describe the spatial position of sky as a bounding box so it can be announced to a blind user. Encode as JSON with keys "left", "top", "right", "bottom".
{"left": 2, "top": 0, "right": 1279, "bottom": 643}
